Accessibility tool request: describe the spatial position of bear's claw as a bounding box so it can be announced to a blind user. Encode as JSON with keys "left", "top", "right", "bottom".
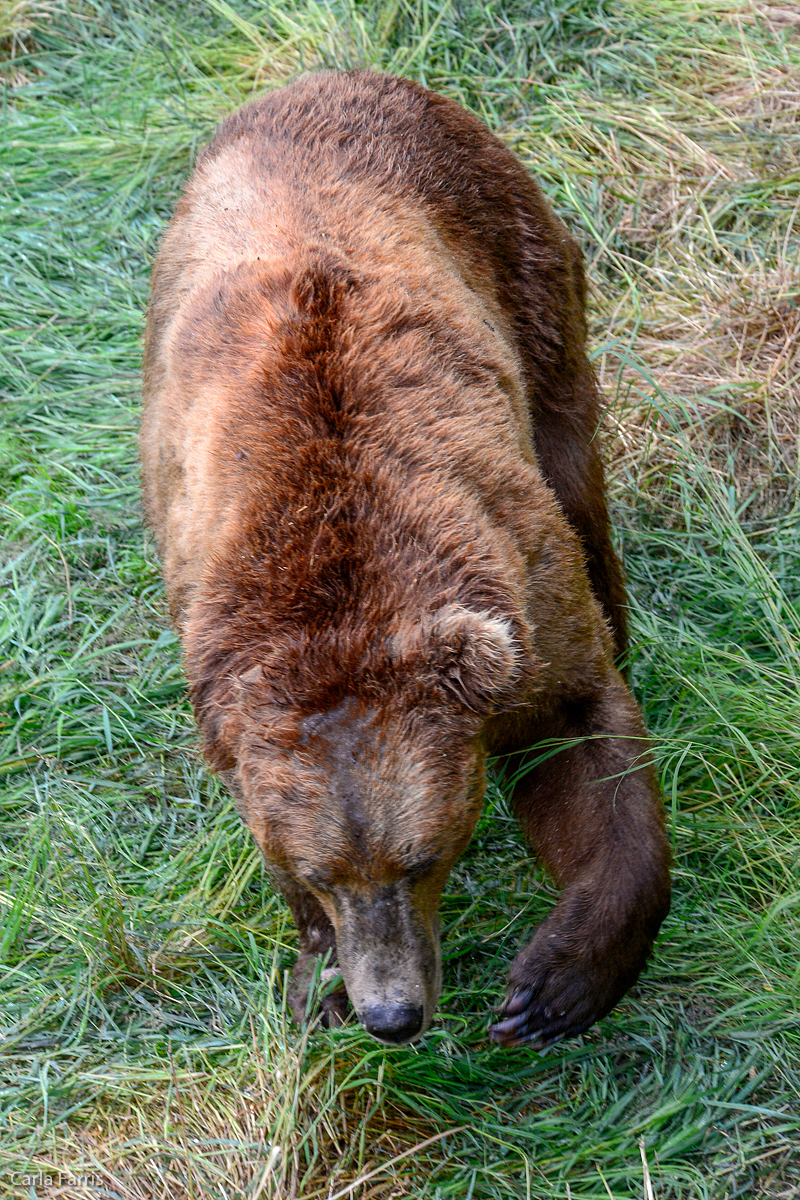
{"left": 318, "top": 984, "right": 351, "bottom": 1028}
{"left": 489, "top": 986, "right": 593, "bottom": 1049}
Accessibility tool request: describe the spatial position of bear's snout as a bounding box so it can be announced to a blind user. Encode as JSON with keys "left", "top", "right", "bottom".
{"left": 329, "top": 883, "right": 442, "bottom": 1044}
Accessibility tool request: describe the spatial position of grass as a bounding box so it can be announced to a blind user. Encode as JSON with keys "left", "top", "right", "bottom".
{"left": 1, "top": 0, "right": 798, "bottom": 1196}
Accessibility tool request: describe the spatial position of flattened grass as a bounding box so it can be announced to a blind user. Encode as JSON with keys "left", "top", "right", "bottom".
{"left": 1, "top": 1, "right": 798, "bottom": 1196}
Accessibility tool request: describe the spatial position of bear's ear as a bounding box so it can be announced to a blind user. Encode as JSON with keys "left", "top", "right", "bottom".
{"left": 428, "top": 604, "right": 524, "bottom": 712}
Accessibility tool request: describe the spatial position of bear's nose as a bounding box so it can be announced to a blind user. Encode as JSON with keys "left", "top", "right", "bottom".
{"left": 361, "top": 1002, "right": 424, "bottom": 1044}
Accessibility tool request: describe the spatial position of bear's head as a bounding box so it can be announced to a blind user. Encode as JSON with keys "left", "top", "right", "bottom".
{"left": 200, "top": 603, "right": 531, "bottom": 1043}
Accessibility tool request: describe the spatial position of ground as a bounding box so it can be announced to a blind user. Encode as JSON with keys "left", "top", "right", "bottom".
{"left": 0, "top": 2, "right": 799, "bottom": 1198}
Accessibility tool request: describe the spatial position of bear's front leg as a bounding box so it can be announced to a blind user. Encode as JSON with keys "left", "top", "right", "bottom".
{"left": 276, "top": 872, "right": 350, "bottom": 1028}
{"left": 490, "top": 679, "right": 670, "bottom": 1048}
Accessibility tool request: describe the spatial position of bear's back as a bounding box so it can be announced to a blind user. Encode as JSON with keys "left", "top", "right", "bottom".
{"left": 141, "top": 72, "right": 594, "bottom": 650}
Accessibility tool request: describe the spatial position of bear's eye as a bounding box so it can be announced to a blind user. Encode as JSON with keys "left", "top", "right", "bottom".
{"left": 295, "top": 861, "right": 332, "bottom": 891}
{"left": 406, "top": 854, "right": 437, "bottom": 879}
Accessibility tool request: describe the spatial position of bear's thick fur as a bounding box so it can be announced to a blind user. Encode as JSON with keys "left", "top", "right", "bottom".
{"left": 141, "top": 70, "right": 670, "bottom": 1047}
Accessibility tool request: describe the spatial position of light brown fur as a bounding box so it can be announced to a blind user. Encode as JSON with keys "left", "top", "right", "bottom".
{"left": 141, "top": 70, "right": 670, "bottom": 1046}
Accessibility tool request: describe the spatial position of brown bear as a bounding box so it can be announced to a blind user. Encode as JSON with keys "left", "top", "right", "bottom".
{"left": 141, "top": 70, "right": 670, "bottom": 1048}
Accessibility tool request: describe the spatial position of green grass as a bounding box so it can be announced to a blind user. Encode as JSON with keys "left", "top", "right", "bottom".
{"left": 1, "top": 1, "right": 799, "bottom": 1196}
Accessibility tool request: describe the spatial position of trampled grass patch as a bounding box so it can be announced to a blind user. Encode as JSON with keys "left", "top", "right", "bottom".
{"left": 1, "top": 1, "right": 798, "bottom": 1196}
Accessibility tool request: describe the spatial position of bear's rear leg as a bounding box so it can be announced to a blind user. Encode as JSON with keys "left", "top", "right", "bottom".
{"left": 531, "top": 401, "right": 630, "bottom": 664}
{"left": 490, "top": 680, "right": 670, "bottom": 1047}
{"left": 279, "top": 875, "right": 350, "bottom": 1027}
